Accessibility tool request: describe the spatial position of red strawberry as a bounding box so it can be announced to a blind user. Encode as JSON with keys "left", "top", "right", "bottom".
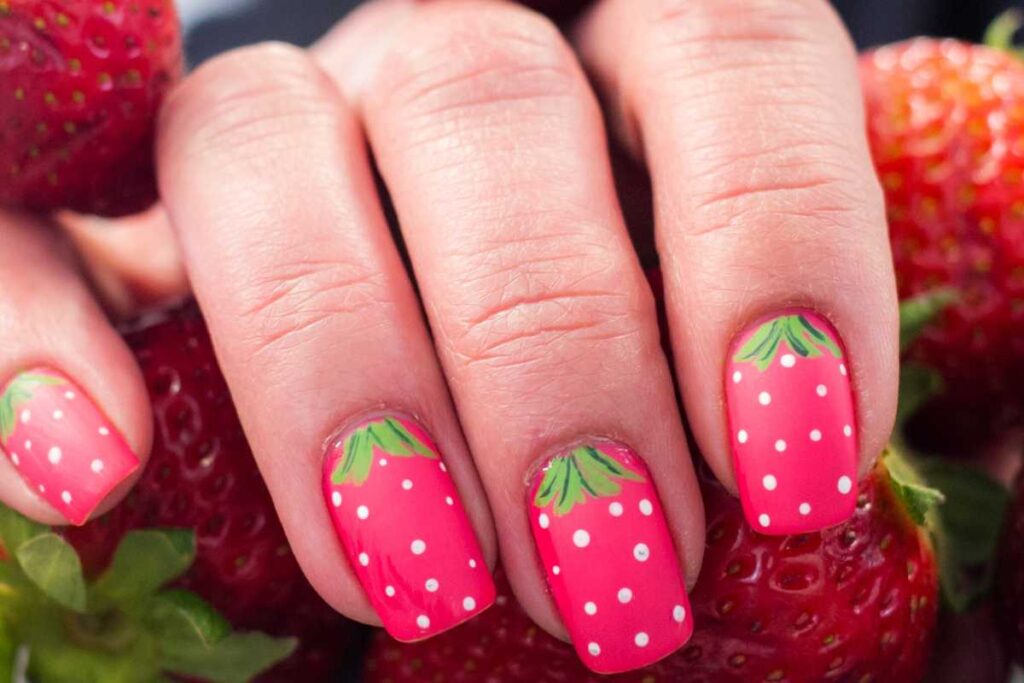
{"left": 0, "top": 0, "right": 182, "bottom": 216}
{"left": 364, "top": 453, "right": 939, "bottom": 682}
{"left": 860, "top": 24, "right": 1024, "bottom": 449}
{"left": 62, "top": 301, "right": 359, "bottom": 681}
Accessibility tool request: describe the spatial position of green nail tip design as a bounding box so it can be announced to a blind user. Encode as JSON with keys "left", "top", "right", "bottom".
{"left": 533, "top": 446, "right": 644, "bottom": 517}
{"left": 330, "top": 417, "right": 436, "bottom": 487}
{"left": 733, "top": 315, "right": 842, "bottom": 372}
{"left": 0, "top": 372, "right": 67, "bottom": 444}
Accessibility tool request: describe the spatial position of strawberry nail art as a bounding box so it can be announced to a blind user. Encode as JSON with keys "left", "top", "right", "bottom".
{"left": 726, "top": 310, "right": 857, "bottom": 535}
{"left": 0, "top": 367, "right": 139, "bottom": 525}
{"left": 528, "top": 442, "right": 692, "bottom": 674}
{"left": 322, "top": 415, "right": 494, "bottom": 642}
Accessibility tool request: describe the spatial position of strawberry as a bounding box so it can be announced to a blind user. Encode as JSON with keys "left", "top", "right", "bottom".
{"left": 0, "top": 0, "right": 182, "bottom": 217}
{"left": 59, "top": 301, "right": 359, "bottom": 681}
{"left": 364, "top": 452, "right": 940, "bottom": 683}
{"left": 860, "top": 19, "right": 1024, "bottom": 449}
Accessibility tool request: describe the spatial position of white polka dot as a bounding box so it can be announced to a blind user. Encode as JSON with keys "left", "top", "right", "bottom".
{"left": 633, "top": 543, "right": 651, "bottom": 562}
{"left": 780, "top": 354, "right": 796, "bottom": 368}
{"left": 48, "top": 447, "right": 61, "bottom": 464}
{"left": 810, "top": 429, "right": 822, "bottom": 442}
{"left": 98, "top": 427, "right": 109, "bottom": 436}
{"left": 673, "top": 605, "right": 686, "bottom": 623}
{"left": 445, "top": 496, "right": 454, "bottom": 506}
{"left": 762, "top": 474, "right": 777, "bottom": 491}
{"left": 844, "top": 425, "right": 853, "bottom": 437}
{"left": 737, "top": 429, "right": 749, "bottom": 444}
{"left": 20, "top": 410, "right": 30, "bottom": 424}
{"left": 411, "top": 539, "right": 427, "bottom": 555}
{"left": 573, "top": 529, "right": 590, "bottom": 548}
{"left": 799, "top": 502, "right": 812, "bottom": 515}
{"left": 840, "top": 363, "right": 847, "bottom": 376}
{"left": 401, "top": 479, "right": 413, "bottom": 490}
{"left": 758, "top": 391, "right": 772, "bottom": 406}
{"left": 552, "top": 565, "right": 561, "bottom": 575}
{"left": 61, "top": 491, "right": 71, "bottom": 504}
{"left": 463, "top": 596, "right": 476, "bottom": 611}
{"left": 584, "top": 601, "right": 597, "bottom": 615}
{"left": 38, "top": 484, "right": 45, "bottom": 493}
{"left": 816, "top": 384, "right": 828, "bottom": 397}
{"left": 774, "top": 439, "right": 787, "bottom": 453}
{"left": 378, "top": 458, "right": 388, "bottom": 466}
{"left": 90, "top": 459, "right": 104, "bottom": 474}
{"left": 358, "top": 552, "right": 369, "bottom": 566}
{"left": 385, "top": 585, "right": 396, "bottom": 597}
{"left": 609, "top": 501, "right": 624, "bottom": 517}
{"left": 635, "top": 632, "right": 650, "bottom": 647}
{"left": 52, "top": 410, "right": 63, "bottom": 421}
{"left": 617, "top": 587, "right": 633, "bottom": 604}
{"left": 64, "top": 391, "right": 75, "bottom": 400}
{"left": 538, "top": 513, "right": 550, "bottom": 529}
{"left": 439, "top": 463, "right": 447, "bottom": 473}
{"left": 425, "top": 578, "right": 439, "bottom": 592}
{"left": 10, "top": 454, "right": 18, "bottom": 466}
{"left": 837, "top": 476, "right": 853, "bottom": 494}
{"left": 330, "top": 491, "right": 342, "bottom": 507}
{"left": 356, "top": 505, "right": 369, "bottom": 520}
{"left": 639, "top": 499, "right": 653, "bottom": 516}
{"left": 732, "top": 371, "right": 743, "bottom": 383}
{"left": 587, "top": 642, "right": 601, "bottom": 656}
{"left": 758, "top": 513, "right": 771, "bottom": 528}
{"left": 24, "top": 441, "right": 31, "bottom": 450}
{"left": 416, "top": 615, "right": 430, "bottom": 629}
{"left": 469, "top": 559, "right": 477, "bottom": 568}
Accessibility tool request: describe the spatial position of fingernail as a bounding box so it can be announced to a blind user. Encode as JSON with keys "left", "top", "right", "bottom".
{"left": 528, "top": 442, "right": 692, "bottom": 674}
{"left": 726, "top": 310, "right": 857, "bottom": 535}
{"left": 322, "top": 414, "right": 495, "bottom": 641}
{"left": 0, "top": 367, "right": 140, "bottom": 525}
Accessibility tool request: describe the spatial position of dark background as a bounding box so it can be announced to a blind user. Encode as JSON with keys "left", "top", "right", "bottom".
{"left": 186, "top": 0, "right": 1024, "bottom": 66}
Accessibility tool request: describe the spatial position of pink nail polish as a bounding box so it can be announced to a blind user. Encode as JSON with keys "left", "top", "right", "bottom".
{"left": 726, "top": 310, "right": 857, "bottom": 535}
{"left": 0, "top": 367, "right": 140, "bottom": 525}
{"left": 322, "top": 415, "right": 495, "bottom": 641}
{"left": 528, "top": 442, "right": 692, "bottom": 674}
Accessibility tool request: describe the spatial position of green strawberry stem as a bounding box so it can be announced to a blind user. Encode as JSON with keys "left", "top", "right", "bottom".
{"left": 0, "top": 373, "right": 66, "bottom": 444}
{"left": 331, "top": 417, "right": 435, "bottom": 487}
{"left": 733, "top": 315, "right": 841, "bottom": 371}
{"left": 985, "top": 9, "right": 1024, "bottom": 57}
{"left": 534, "top": 446, "right": 644, "bottom": 516}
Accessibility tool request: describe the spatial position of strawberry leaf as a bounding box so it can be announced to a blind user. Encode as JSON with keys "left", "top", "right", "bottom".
{"left": 0, "top": 373, "right": 65, "bottom": 444}
{"left": 161, "top": 630, "right": 297, "bottom": 683}
{"left": 734, "top": 315, "right": 840, "bottom": 371}
{"left": 331, "top": 418, "right": 436, "bottom": 486}
{"left": 0, "top": 504, "right": 47, "bottom": 554}
{"left": 882, "top": 446, "right": 945, "bottom": 527}
{"left": 899, "top": 288, "right": 957, "bottom": 353}
{"left": 91, "top": 530, "right": 195, "bottom": 607}
{"left": 15, "top": 533, "right": 86, "bottom": 613}
{"left": 534, "top": 446, "right": 643, "bottom": 516}
{"left": 147, "top": 589, "right": 231, "bottom": 647}
{"left": 896, "top": 362, "right": 944, "bottom": 429}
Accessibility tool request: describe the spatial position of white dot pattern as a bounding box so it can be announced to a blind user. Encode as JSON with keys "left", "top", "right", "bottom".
{"left": 411, "top": 539, "right": 427, "bottom": 555}
{"left": 573, "top": 529, "right": 590, "bottom": 547}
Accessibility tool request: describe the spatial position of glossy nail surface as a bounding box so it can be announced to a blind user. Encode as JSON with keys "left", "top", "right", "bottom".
{"left": 726, "top": 310, "right": 857, "bottom": 535}
{"left": 529, "top": 442, "right": 692, "bottom": 674}
{"left": 0, "top": 367, "right": 139, "bottom": 525}
{"left": 322, "top": 415, "right": 494, "bottom": 641}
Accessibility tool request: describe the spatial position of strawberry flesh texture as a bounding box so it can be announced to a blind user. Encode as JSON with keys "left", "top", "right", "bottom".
{"left": 365, "top": 469, "right": 938, "bottom": 682}
{"left": 0, "top": 0, "right": 181, "bottom": 216}
{"left": 63, "top": 302, "right": 359, "bottom": 682}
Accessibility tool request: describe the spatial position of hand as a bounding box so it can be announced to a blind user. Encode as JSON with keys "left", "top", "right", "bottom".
{"left": 0, "top": 0, "right": 898, "bottom": 674}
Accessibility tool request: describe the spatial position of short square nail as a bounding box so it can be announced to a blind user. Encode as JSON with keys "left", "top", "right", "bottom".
{"left": 0, "top": 367, "right": 140, "bottom": 525}
{"left": 321, "top": 414, "right": 495, "bottom": 641}
{"left": 528, "top": 442, "right": 692, "bottom": 674}
{"left": 726, "top": 310, "right": 858, "bottom": 535}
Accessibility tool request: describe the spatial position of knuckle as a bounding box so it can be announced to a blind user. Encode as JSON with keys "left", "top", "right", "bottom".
{"left": 368, "top": 3, "right": 579, "bottom": 125}
{"left": 161, "top": 42, "right": 338, "bottom": 161}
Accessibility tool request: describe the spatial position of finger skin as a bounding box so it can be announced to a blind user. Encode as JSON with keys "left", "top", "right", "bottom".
{"left": 0, "top": 212, "right": 150, "bottom": 525}
{"left": 577, "top": 0, "right": 898, "bottom": 534}
{"left": 327, "top": 1, "right": 704, "bottom": 672}
{"left": 156, "top": 44, "right": 496, "bottom": 638}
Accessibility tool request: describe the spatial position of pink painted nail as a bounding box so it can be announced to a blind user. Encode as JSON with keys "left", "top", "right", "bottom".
{"left": 0, "top": 367, "right": 140, "bottom": 525}
{"left": 726, "top": 310, "right": 858, "bottom": 535}
{"left": 322, "top": 415, "right": 494, "bottom": 641}
{"left": 528, "top": 442, "right": 692, "bottom": 674}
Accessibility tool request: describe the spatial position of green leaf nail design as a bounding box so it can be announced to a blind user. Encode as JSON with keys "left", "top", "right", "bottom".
{"left": 0, "top": 372, "right": 66, "bottom": 444}
{"left": 733, "top": 315, "right": 842, "bottom": 371}
{"left": 330, "top": 417, "right": 436, "bottom": 487}
{"left": 534, "top": 446, "right": 644, "bottom": 516}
